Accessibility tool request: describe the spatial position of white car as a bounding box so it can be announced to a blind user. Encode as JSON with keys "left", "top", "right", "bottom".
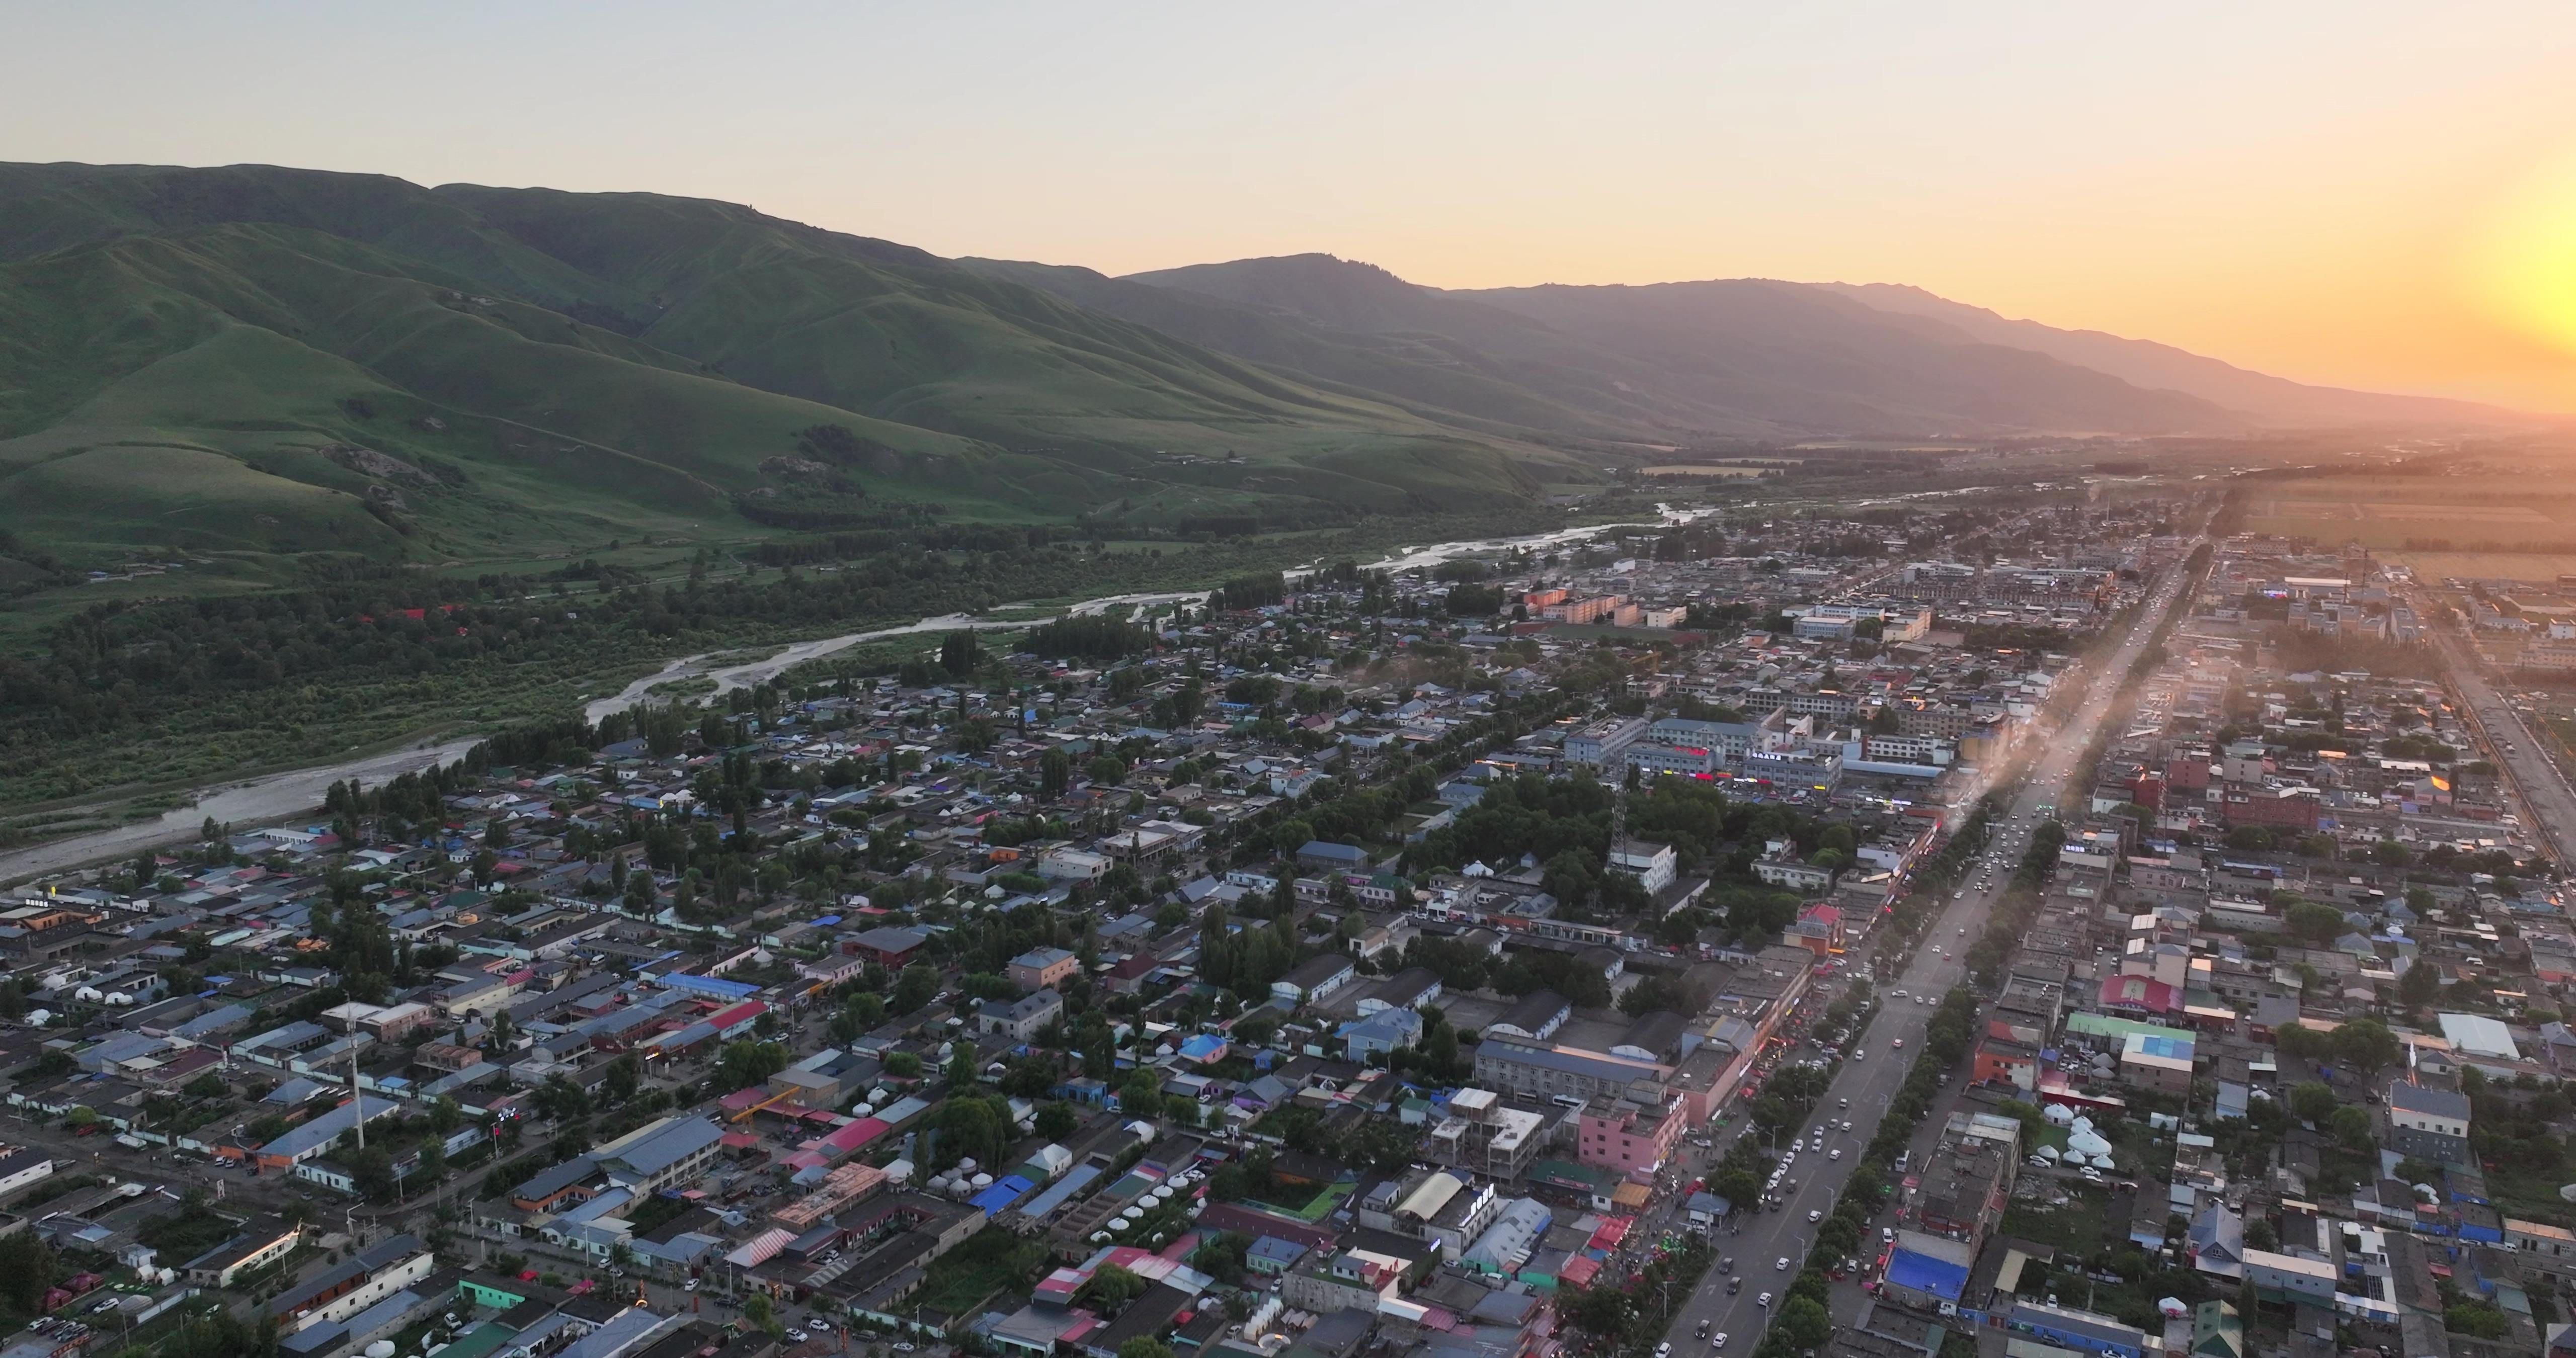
{"left": 1756, "top": 1292, "right": 1774, "bottom": 1308}
{"left": 1892, "top": 1038, "right": 1904, "bottom": 1049}
{"left": 787, "top": 1332, "right": 808, "bottom": 1344}
{"left": 1712, "top": 1334, "right": 1729, "bottom": 1349}
{"left": 1829, "top": 1148, "right": 1842, "bottom": 1161}
{"left": 1776, "top": 1256, "right": 1791, "bottom": 1270}
{"left": 1807, "top": 1209, "right": 1824, "bottom": 1222}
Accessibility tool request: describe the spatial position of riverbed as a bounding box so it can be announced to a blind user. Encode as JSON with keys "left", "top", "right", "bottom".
{"left": 0, "top": 506, "right": 1707, "bottom": 883}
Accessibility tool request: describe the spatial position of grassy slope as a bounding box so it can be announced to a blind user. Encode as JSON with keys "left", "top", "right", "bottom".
{"left": 0, "top": 163, "right": 1584, "bottom": 596}
{"left": 958, "top": 257, "right": 1631, "bottom": 441}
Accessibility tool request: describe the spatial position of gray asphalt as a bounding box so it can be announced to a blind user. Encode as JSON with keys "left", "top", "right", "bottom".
{"left": 2409, "top": 595, "right": 2576, "bottom": 867}
{"left": 1650, "top": 546, "right": 2202, "bottom": 1353}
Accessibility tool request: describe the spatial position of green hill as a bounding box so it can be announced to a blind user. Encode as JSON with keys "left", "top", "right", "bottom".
{"left": 0, "top": 162, "right": 1580, "bottom": 598}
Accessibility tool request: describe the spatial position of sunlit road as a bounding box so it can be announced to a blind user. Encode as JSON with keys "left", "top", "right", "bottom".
{"left": 1655, "top": 538, "right": 2206, "bottom": 1353}
{"left": 2409, "top": 593, "right": 2576, "bottom": 867}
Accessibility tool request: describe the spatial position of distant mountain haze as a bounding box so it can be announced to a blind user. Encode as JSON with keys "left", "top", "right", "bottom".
{"left": 0, "top": 162, "right": 2530, "bottom": 574}
{"left": 1809, "top": 281, "right": 2511, "bottom": 428}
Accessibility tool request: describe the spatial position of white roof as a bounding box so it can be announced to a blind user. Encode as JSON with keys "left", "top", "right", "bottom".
{"left": 2438, "top": 1012, "right": 2522, "bottom": 1061}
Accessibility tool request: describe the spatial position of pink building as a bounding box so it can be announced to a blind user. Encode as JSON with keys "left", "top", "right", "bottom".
{"left": 1577, "top": 1094, "right": 1684, "bottom": 1179}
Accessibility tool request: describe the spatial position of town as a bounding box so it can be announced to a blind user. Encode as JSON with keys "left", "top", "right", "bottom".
{"left": 7, "top": 482, "right": 2576, "bottom": 1358}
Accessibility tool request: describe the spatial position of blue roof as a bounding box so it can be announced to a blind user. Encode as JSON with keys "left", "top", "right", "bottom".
{"left": 658, "top": 973, "right": 760, "bottom": 1000}
{"left": 2136, "top": 1035, "right": 2193, "bottom": 1060}
{"left": 970, "top": 1174, "right": 1036, "bottom": 1215}
{"left": 1886, "top": 1246, "right": 1970, "bottom": 1301}
{"left": 1178, "top": 1034, "right": 1228, "bottom": 1061}
{"left": 1249, "top": 1236, "right": 1310, "bottom": 1266}
{"left": 1298, "top": 840, "right": 1367, "bottom": 862}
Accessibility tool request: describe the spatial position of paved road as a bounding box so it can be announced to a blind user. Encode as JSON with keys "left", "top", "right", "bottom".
{"left": 2409, "top": 596, "right": 2576, "bottom": 866}
{"left": 1653, "top": 541, "right": 2204, "bottom": 1352}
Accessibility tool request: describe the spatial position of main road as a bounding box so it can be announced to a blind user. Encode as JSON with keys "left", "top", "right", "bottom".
{"left": 2406, "top": 590, "right": 2576, "bottom": 867}
{"left": 1654, "top": 539, "right": 2205, "bottom": 1352}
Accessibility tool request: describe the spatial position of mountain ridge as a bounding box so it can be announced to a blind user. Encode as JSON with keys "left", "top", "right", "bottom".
{"left": 0, "top": 160, "right": 2537, "bottom": 599}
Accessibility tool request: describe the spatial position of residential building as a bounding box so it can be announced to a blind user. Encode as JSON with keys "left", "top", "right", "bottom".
{"left": 2387, "top": 1080, "right": 2473, "bottom": 1163}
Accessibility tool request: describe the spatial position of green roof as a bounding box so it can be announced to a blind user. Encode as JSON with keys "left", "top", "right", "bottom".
{"left": 438, "top": 1323, "right": 518, "bottom": 1358}
{"left": 2063, "top": 1012, "right": 2194, "bottom": 1042}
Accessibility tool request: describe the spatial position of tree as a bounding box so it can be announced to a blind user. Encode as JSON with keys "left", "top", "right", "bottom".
{"left": 2289, "top": 1081, "right": 2338, "bottom": 1125}
{"left": 2398, "top": 959, "right": 2440, "bottom": 1004}
{"left": 940, "top": 631, "right": 983, "bottom": 678}
{"left": 2284, "top": 899, "right": 2347, "bottom": 946}
{"left": 1040, "top": 748, "right": 1072, "bottom": 799}
{"left": 1119, "top": 1341, "right": 1176, "bottom": 1358}
{"left": 2331, "top": 1016, "right": 2400, "bottom": 1076}
{"left": 716, "top": 1040, "right": 789, "bottom": 1091}
{"left": 892, "top": 963, "right": 940, "bottom": 1014}
{"left": 1035, "top": 1101, "right": 1081, "bottom": 1141}
{"left": 744, "top": 1293, "right": 783, "bottom": 1339}
{"left": 1776, "top": 1296, "right": 1832, "bottom": 1351}
{"left": 1079, "top": 1263, "right": 1149, "bottom": 1314}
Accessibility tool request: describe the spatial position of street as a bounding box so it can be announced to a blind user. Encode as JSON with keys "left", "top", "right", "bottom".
{"left": 1651, "top": 539, "right": 2204, "bottom": 1352}
{"left": 2408, "top": 593, "right": 2576, "bottom": 867}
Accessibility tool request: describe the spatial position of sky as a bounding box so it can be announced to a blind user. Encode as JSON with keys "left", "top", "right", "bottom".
{"left": 11, "top": 1, "right": 2576, "bottom": 410}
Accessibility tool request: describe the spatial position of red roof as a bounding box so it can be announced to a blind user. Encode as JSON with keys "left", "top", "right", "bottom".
{"left": 708, "top": 1000, "right": 768, "bottom": 1030}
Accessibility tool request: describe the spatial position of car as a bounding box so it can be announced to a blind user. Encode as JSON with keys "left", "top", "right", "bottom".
{"left": 1656, "top": 1344, "right": 1671, "bottom": 1358}
{"left": 684, "top": 1280, "right": 699, "bottom": 1292}
{"left": 1712, "top": 1335, "right": 1729, "bottom": 1349}
{"left": 808, "top": 1320, "right": 832, "bottom": 1332}
{"left": 1696, "top": 1322, "right": 1710, "bottom": 1339}
{"left": 1727, "top": 1278, "right": 1743, "bottom": 1295}
{"left": 1829, "top": 1148, "right": 1842, "bottom": 1161}
{"left": 1892, "top": 1038, "right": 1904, "bottom": 1049}
{"left": 787, "top": 1332, "right": 808, "bottom": 1344}
{"left": 1840, "top": 1120, "right": 1853, "bottom": 1132}
{"left": 1720, "top": 1257, "right": 1735, "bottom": 1273}
{"left": 1957, "top": 926, "right": 1967, "bottom": 936}
{"left": 1756, "top": 1292, "right": 1774, "bottom": 1308}
{"left": 1838, "top": 1097, "right": 1850, "bottom": 1109}
{"left": 1807, "top": 1208, "right": 1824, "bottom": 1222}
{"left": 1852, "top": 1049, "right": 1864, "bottom": 1061}
{"left": 892, "top": 1347, "right": 916, "bottom": 1354}
{"left": 1882, "top": 1227, "right": 1895, "bottom": 1244}
{"left": 1776, "top": 1256, "right": 1791, "bottom": 1270}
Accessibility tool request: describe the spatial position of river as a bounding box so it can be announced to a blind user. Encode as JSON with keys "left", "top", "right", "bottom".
{"left": 0, "top": 505, "right": 1707, "bottom": 884}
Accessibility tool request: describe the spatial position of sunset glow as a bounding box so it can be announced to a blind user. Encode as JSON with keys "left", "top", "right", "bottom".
{"left": 7, "top": 2, "right": 2576, "bottom": 409}
{"left": 2470, "top": 148, "right": 2576, "bottom": 361}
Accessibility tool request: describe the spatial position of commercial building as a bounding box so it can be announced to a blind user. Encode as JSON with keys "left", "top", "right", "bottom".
{"left": 1577, "top": 1092, "right": 1684, "bottom": 1178}
{"left": 1471, "top": 1038, "right": 1664, "bottom": 1105}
